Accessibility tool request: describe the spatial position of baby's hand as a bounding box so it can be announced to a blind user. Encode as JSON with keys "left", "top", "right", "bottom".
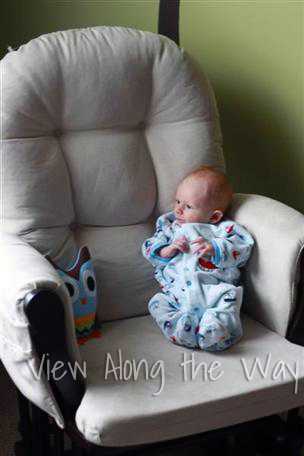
{"left": 160, "top": 236, "right": 189, "bottom": 258}
{"left": 172, "top": 236, "right": 189, "bottom": 253}
{"left": 191, "top": 237, "right": 214, "bottom": 259}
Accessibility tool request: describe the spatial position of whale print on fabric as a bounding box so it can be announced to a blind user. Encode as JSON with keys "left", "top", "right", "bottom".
{"left": 142, "top": 212, "right": 254, "bottom": 351}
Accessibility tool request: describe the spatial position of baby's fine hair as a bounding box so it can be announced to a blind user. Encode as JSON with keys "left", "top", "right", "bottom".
{"left": 185, "top": 165, "right": 233, "bottom": 213}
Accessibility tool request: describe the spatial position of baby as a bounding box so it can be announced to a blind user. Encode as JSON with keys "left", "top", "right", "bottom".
{"left": 142, "top": 166, "right": 254, "bottom": 351}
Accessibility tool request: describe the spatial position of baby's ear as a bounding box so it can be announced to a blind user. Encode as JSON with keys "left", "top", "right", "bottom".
{"left": 210, "top": 210, "right": 223, "bottom": 224}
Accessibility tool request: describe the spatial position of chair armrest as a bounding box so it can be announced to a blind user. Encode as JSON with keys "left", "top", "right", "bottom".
{"left": 228, "top": 194, "right": 304, "bottom": 340}
{"left": 25, "top": 289, "right": 85, "bottom": 418}
{"left": 0, "top": 234, "right": 83, "bottom": 425}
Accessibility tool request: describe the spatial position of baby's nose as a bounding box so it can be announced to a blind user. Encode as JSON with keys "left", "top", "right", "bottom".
{"left": 175, "top": 206, "right": 183, "bottom": 215}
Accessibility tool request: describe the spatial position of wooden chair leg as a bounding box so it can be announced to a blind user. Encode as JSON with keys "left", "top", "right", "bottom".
{"left": 32, "top": 403, "right": 52, "bottom": 456}
{"left": 16, "top": 390, "right": 53, "bottom": 456}
{"left": 16, "top": 390, "right": 33, "bottom": 456}
{"left": 245, "top": 411, "right": 304, "bottom": 456}
{"left": 234, "top": 430, "right": 259, "bottom": 455}
{"left": 72, "top": 442, "right": 88, "bottom": 456}
{"left": 52, "top": 422, "right": 65, "bottom": 456}
{"left": 285, "top": 408, "right": 304, "bottom": 456}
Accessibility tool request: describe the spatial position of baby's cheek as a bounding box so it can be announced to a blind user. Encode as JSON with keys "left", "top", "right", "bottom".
{"left": 189, "top": 213, "right": 201, "bottom": 223}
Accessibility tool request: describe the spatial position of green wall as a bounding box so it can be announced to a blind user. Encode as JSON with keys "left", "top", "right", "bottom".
{"left": 181, "top": 0, "right": 304, "bottom": 214}
{"left": 1, "top": 0, "right": 303, "bottom": 213}
{"left": 0, "top": 1, "right": 158, "bottom": 55}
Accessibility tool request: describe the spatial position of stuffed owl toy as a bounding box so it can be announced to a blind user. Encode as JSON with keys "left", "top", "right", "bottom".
{"left": 49, "top": 246, "right": 101, "bottom": 344}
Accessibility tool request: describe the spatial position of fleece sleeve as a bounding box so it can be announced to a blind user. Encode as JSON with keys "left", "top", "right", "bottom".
{"left": 211, "top": 220, "right": 254, "bottom": 268}
{"left": 142, "top": 213, "right": 175, "bottom": 267}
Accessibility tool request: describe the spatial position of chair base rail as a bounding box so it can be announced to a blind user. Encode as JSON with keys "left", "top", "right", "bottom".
{"left": 15, "top": 390, "right": 304, "bottom": 456}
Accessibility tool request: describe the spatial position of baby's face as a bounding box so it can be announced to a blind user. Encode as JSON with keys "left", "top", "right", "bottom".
{"left": 174, "top": 177, "right": 215, "bottom": 224}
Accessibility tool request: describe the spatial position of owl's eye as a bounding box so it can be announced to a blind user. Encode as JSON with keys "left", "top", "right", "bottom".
{"left": 82, "top": 270, "right": 96, "bottom": 298}
{"left": 61, "top": 275, "right": 79, "bottom": 303}
{"left": 87, "top": 276, "right": 95, "bottom": 292}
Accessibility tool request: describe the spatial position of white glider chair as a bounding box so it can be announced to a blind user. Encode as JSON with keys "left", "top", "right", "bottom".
{"left": 1, "top": 26, "right": 304, "bottom": 456}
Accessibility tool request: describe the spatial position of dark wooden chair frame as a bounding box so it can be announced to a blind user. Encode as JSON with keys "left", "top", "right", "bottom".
{"left": 7, "top": 1, "right": 304, "bottom": 454}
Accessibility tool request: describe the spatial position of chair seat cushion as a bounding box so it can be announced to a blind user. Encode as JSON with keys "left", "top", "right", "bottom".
{"left": 76, "top": 313, "right": 304, "bottom": 447}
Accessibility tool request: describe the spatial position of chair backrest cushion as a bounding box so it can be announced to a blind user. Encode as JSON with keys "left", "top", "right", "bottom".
{"left": 2, "top": 27, "right": 224, "bottom": 321}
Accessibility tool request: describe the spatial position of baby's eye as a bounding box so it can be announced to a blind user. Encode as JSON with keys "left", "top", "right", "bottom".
{"left": 186, "top": 204, "right": 192, "bottom": 209}
{"left": 176, "top": 199, "right": 180, "bottom": 205}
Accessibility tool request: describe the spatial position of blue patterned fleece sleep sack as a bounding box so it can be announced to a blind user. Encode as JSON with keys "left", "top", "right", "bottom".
{"left": 142, "top": 212, "right": 254, "bottom": 351}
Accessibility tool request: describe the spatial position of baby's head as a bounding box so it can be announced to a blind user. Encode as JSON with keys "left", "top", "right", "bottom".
{"left": 174, "top": 166, "right": 233, "bottom": 224}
